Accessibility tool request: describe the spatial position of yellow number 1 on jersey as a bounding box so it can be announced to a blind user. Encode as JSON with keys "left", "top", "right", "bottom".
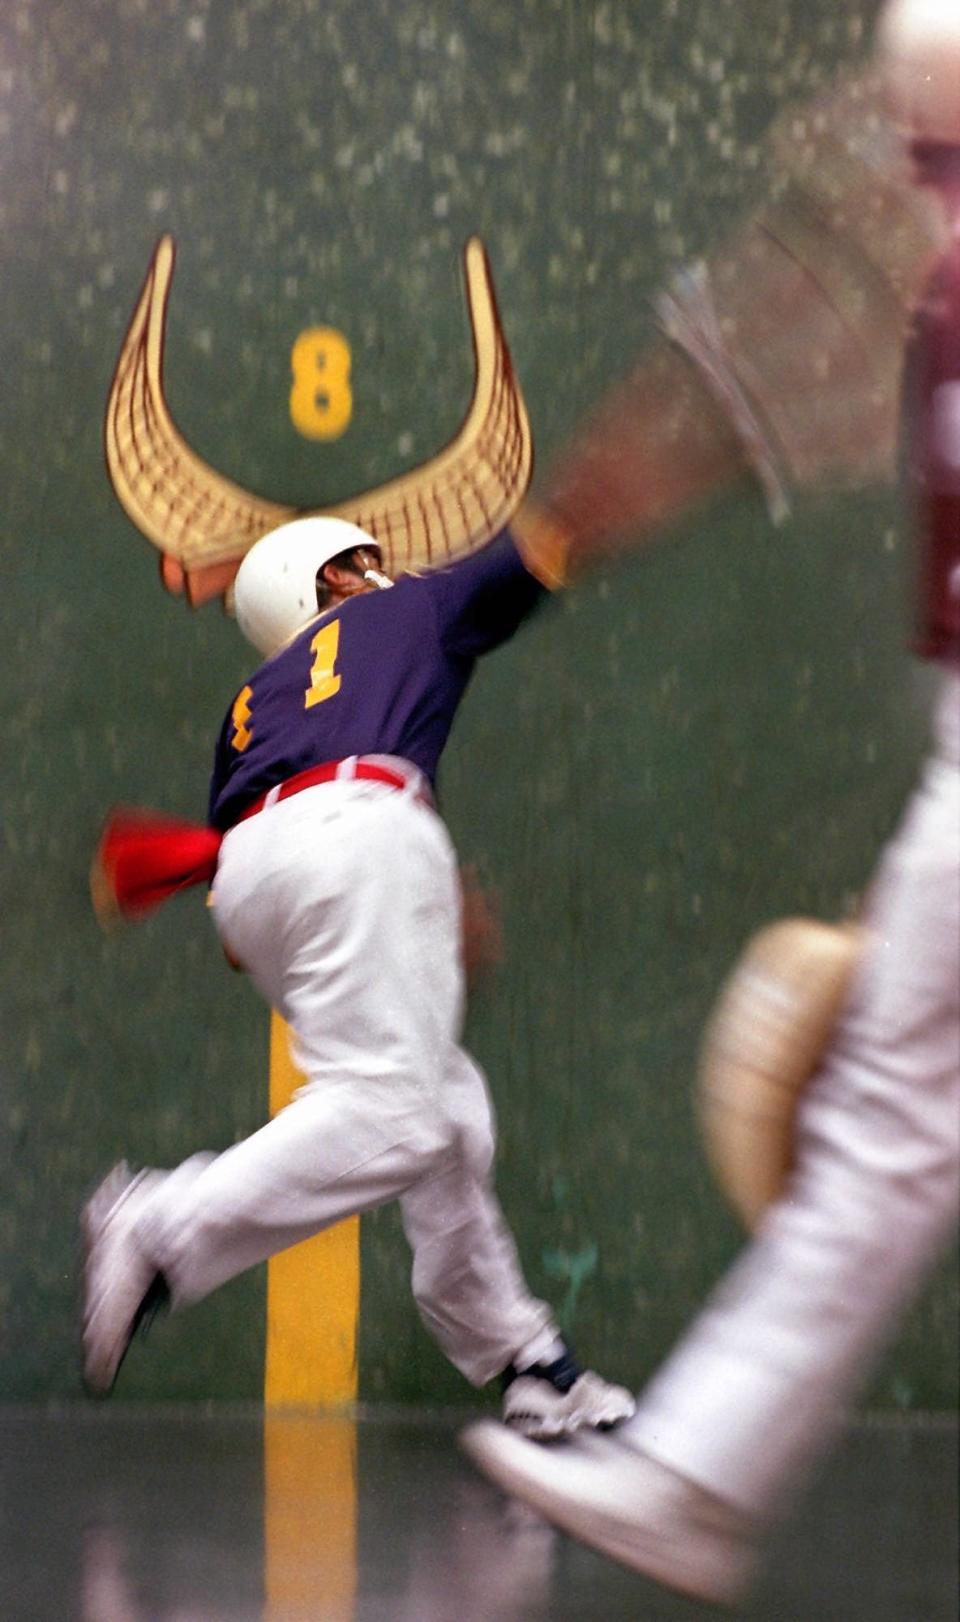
{"left": 305, "top": 621, "right": 342, "bottom": 709}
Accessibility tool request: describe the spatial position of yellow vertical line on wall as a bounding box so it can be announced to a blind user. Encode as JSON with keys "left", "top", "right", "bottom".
{"left": 265, "top": 1009, "right": 360, "bottom": 1405}
{"left": 263, "top": 1414, "right": 357, "bottom": 1620}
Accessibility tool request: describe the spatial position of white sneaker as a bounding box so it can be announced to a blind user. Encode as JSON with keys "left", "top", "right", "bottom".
{"left": 461, "top": 1420, "right": 759, "bottom": 1607}
{"left": 81, "top": 1162, "right": 168, "bottom": 1395}
{"left": 502, "top": 1369, "right": 636, "bottom": 1439}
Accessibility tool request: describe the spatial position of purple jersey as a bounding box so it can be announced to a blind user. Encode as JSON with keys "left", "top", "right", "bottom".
{"left": 208, "top": 528, "right": 544, "bottom": 829}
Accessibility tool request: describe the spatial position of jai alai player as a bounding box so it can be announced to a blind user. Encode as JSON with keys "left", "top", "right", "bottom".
{"left": 82, "top": 515, "right": 636, "bottom": 1439}
{"left": 463, "top": 0, "right": 960, "bottom": 1605}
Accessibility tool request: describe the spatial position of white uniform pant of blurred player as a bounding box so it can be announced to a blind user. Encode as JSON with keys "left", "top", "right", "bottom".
{"left": 129, "top": 771, "right": 558, "bottom": 1386}
{"left": 628, "top": 669, "right": 960, "bottom": 1520}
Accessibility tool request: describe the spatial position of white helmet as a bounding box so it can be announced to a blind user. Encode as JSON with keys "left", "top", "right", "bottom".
{"left": 876, "top": 0, "right": 960, "bottom": 144}
{"left": 233, "top": 516, "right": 379, "bottom": 657}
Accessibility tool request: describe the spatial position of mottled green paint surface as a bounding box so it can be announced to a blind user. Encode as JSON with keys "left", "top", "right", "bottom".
{"left": 0, "top": 0, "right": 955, "bottom": 1406}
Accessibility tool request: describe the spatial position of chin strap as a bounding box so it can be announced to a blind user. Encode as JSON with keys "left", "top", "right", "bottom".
{"left": 362, "top": 567, "right": 394, "bottom": 590}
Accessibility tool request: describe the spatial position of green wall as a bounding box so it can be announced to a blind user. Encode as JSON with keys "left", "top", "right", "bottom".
{"left": 0, "top": 0, "right": 955, "bottom": 1407}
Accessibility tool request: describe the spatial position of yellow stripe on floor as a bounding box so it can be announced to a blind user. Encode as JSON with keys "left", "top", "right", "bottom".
{"left": 265, "top": 1009, "right": 360, "bottom": 1406}
{"left": 263, "top": 1414, "right": 357, "bottom": 1619}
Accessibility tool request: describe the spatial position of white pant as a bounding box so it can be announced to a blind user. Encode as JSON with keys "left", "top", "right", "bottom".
{"left": 630, "top": 670, "right": 960, "bottom": 1520}
{"left": 131, "top": 771, "right": 557, "bottom": 1386}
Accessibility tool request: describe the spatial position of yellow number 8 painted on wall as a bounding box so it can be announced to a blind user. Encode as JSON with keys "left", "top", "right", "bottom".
{"left": 289, "top": 327, "right": 353, "bottom": 440}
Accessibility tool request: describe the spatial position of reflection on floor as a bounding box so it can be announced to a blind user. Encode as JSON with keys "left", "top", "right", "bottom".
{"left": 0, "top": 1407, "right": 955, "bottom": 1621}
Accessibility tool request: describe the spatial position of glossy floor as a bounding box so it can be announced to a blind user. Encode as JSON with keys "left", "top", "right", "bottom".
{"left": 0, "top": 1408, "right": 955, "bottom": 1621}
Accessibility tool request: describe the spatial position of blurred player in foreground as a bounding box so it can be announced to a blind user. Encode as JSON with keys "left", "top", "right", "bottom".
{"left": 463, "top": 0, "right": 960, "bottom": 1603}
{"left": 82, "top": 515, "right": 634, "bottom": 1437}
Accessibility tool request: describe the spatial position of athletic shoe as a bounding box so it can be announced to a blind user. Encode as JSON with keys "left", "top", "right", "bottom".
{"left": 501, "top": 1359, "right": 636, "bottom": 1439}
{"left": 81, "top": 1161, "right": 168, "bottom": 1395}
{"left": 461, "top": 1420, "right": 760, "bottom": 1606}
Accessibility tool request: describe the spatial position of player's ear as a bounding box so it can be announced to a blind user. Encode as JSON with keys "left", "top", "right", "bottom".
{"left": 322, "top": 558, "right": 355, "bottom": 590}
{"left": 319, "top": 553, "right": 369, "bottom": 601}
{"left": 315, "top": 563, "right": 334, "bottom": 609}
